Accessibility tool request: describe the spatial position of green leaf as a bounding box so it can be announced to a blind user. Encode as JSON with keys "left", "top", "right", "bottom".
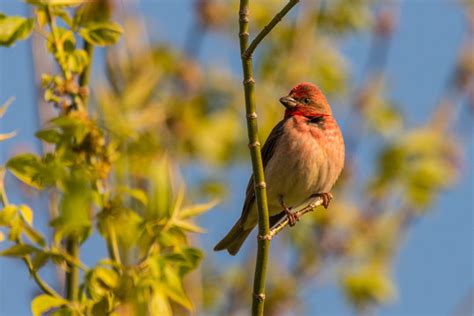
{"left": 85, "top": 266, "right": 119, "bottom": 300}
{"left": 119, "top": 187, "right": 148, "bottom": 206}
{"left": 0, "top": 205, "right": 17, "bottom": 226}
{"left": 79, "top": 21, "right": 122, "bottom": 46}
{"left": 46, "top": 27, "right": 76, "bottom": 54}
{"left": 23, "top": 224, "right": 46, "bottom": 247}
{"left": 161, "top": 266, "right": 193, "bottom": 310}
{"left": 149, "top": 292, "right": 172, "bottom": 316}
{"left": 73, "top": 0, "right": 112, "bottom": 27}
{"left": 179, "top": 200, "right": 217, "bottom": 219}
{"left": 0, "top": 13, "right": 34, "bottom": 46}
{"left": 19, "top": 204, "right": 33, "bottom": 225}
{"left": 6, "top": 153, "right": 43, "bottom": 189}
{"left": 31, "top": 294, "right": 67, "bottom": 316}
{"left": 173, "top": 219, "right": 205, "bottom": 233}
{"left": 35, "top": 129, "right": 62, "bottom": 144}
{"left": 67, "top": 49, "right": 89, "bottom": 74}
{"left": 1, "top": 244, "right": 39, "bottom": 257}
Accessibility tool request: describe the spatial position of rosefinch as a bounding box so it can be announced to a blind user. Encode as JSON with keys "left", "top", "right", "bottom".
{"left": 214, "top": 82, "right": 345, "bottom": 255}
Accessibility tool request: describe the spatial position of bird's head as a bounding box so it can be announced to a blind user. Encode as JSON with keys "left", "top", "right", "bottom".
{"left": 279, "top": 82, "right": 332, "bottom": 117}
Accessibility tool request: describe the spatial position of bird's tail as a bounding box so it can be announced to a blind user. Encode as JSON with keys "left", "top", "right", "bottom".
{"left": 213, "top": 218, "right": 253, "bottom": 256}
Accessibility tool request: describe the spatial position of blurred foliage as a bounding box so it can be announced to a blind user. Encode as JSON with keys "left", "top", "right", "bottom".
{"left": 0, "top": 0, "right": 472, "bottom": 315}
{"left": 1, "top": 1, "right": 214, "bottom": 315}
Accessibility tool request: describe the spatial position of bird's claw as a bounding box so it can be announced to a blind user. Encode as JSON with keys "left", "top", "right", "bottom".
{"left": 285, "top": 209, "right": 299, "bottom": 226}
{"left": 278, "top": 194, "right": 299, "bottom": 227}
{"left": 311, "top": 192, "right": 333, "bottom": 209}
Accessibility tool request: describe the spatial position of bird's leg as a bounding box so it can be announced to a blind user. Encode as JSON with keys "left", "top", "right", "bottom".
{"left": 309, "top": 192, "right": 333, "bottom": 209}
{"left": 278, "top": 194, "right": 298, "bottom": 226}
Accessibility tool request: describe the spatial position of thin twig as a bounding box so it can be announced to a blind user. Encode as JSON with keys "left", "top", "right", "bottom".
{"left": 268, "top": 196, "right": 324, "bottom": 239}
{"left": 23, "top": 255, "right": 62, "bottom": 299}
{"left": 1, "top": 172, "right": 62, "bottom": 299}
{"left": 237, "top": 1, "right": 299, "bottom": 315}
{"left": 243, "top": 0, "right": 300, "bottom": 59}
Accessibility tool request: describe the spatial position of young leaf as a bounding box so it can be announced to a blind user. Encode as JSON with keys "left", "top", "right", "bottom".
{"left": 0, "top": 244, "right": 39, "bottom": 257}
{"left": 179, "top": 200, "right": 218, "bottom": 219}
{"left": 172, "top": 219, "right": 205, "bottom": 233}
{"left": 161, "top": 266, "right": 193, "bottom": 311}
{"left": 23, "top": 224, "right": 46, "bottom": 247}
{"left": 6, "top": 153, "right": 43, "bottom": 189}
{"left": 31, "top": 294, "right": 67, "bottom": 316}
{"left": 35, "top": 129, "right": 62, "bottom": 144}
{"left": 79, "top": 21, "right": 122, "bottom": 46}
{"left": 0, "top": 13, "right": 34, "bottom": 46}
{"left": 19, "top": 204, "right": 33, "bottom": 225}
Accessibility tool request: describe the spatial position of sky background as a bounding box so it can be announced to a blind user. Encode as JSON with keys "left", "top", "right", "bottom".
{"left": 0, "top": 1, "right": 473, "bottom": 316}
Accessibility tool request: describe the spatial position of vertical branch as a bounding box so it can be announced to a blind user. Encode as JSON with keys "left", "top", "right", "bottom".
{"left": 65, "top": 238, "right": 80, "bottom": 301}
{"left": 78, "top": 41, "right": 95, "bottom": 110}
{"left": 238, "top": 2, "right": 270, "bottom": 315}
{"left": 237, "top": 1, "right": 299, "bottom": 315}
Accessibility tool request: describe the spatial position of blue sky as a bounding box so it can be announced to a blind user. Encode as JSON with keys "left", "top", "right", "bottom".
{"left": 1, "top": 1, "right": 473, "bottom": 316}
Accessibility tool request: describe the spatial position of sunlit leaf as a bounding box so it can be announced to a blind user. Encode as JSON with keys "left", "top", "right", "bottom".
{"left": 0, "top": 13, "right": 34, "bottom": 46}
{"left": 31, "top": 294, "right": 67, "bottom": 316}
{"left": 35, "top": 129, "right": 62, "bottom": 144}
{"left": 172, "top": 219, "right": 205, "bottom": 233}
{"left": 179, "top": 200, "right": 218, "bottom": 219}
{"left": 18, "top": 204, "right": 33, "bottom": 225}
{"left": 79, "top": 21, "right": 122, "bottom": 46}
{"left": 1, "top": 244, "right": 39, "bottom": 257}
{"left": 6, "top": 153, "right": 43, "bottom": 189}
{"left": 161, "top": 266, "right": 193, "bottom": 311}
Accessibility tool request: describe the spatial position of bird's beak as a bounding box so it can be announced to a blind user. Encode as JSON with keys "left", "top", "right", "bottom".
{"left": 279, "top": 96, "right": 297, "bottom": 108}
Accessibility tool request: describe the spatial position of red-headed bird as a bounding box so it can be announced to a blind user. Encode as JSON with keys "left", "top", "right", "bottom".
{"left": 214, "top": 82, "right": 345, "bottom": 255}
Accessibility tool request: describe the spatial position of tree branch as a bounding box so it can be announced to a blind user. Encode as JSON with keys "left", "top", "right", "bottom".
{"left": 237, "top": 1, "right": 299, "bottom": 315}
{"left": 23, "top": 255, "right": 62, "bottom": 299}
{"left": 268, "top": 196, "right": 324, "bottom": 239}
{"left": 243, "top": 0, "right": 300, "bottom": 60}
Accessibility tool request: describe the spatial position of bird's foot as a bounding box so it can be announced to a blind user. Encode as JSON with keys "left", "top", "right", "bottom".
{"left": 310, "top": 192, "right": 333, "bottom": 209}
{"left": 278, "top": 195, "right": 298, "bottom": 227}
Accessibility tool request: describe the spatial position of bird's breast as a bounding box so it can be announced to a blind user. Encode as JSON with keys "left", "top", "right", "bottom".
{"left": 264, "top": 115, "right": 344, "bottom": 214}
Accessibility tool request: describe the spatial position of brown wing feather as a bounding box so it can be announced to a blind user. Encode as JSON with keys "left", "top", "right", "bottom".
{"left": 240, "top": 119, "right": 286, "bottom": 223}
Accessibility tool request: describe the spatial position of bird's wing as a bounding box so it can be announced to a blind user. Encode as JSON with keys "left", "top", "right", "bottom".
{"left": 240, "top": 119, "right": 286, "bottom": 223}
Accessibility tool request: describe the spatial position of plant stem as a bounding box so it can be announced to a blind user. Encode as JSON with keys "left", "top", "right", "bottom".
{"left": 24, "top": 254, "right": 62, "bottom": 299}
{"left": 269, "top": 196, "right": 323, "bottom": 238}
{"left": 44, "top": 6, "right": 71, "bottom": 80}
{"left": 243, "top": 0, "right": 300, "bottom": 59}
{"left": 238, "top": 1, "right": 270, "bottom": 315}
{"left": 1, "top": 171, "right": 62, "bottom": 298}
{"left": 65, "top": 238, "right": 79, "bottom": 301}
{"left": 106, "top": 226, "right": 122, "bottom": 265}
{"left": 238, "top": 1, "right": 299, "bottom": 315}
{"left": 78, "top": 41, "right": 94, "bottom": 109}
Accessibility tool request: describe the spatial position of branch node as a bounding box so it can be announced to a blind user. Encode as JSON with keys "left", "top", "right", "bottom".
{"left": 248, "top": 141, "right": 261, "bottom": 148}
{"left": 239, "top": 31, "right": 249, "bottom": 38}
{"left": 247, "top": 112, "right": 258, "bottom": 119}
{"left": 239, "top": 8, "right": 249, "bottom": 23}
{"left": 257, "top": 233, "right": 272, "bottom": 241}
{"left": 243, "top": 77, "right": 255, "bottom": 85}
{"left": 255, "top": 181, "right": 266, "bottom": 189}
{"left": 253, "top": 292, "right": 266, "bottom": 302}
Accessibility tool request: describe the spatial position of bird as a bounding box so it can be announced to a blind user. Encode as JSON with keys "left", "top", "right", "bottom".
{"left": 214, "top": 82, "right": 345, "bottom": 255}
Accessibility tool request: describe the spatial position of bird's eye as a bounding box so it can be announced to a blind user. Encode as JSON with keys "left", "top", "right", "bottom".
{"left": 303, "top": 98, "right": 311, "bottom": 104}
